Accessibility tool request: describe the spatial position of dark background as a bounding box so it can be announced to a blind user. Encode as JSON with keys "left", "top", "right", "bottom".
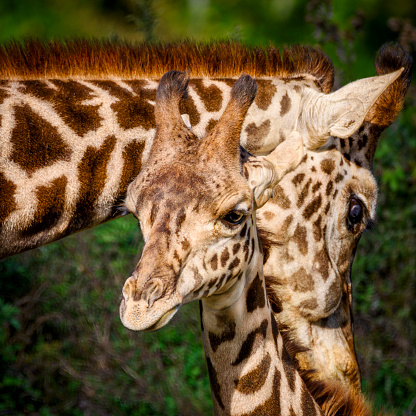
{"left": 0, "top": 0, "right": 415, "bottom": 414}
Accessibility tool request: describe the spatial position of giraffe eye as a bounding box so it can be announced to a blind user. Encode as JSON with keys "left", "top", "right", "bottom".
{"left": 347, "top": 197, "right": 363, "bottom": 230}
{"left": 222, "top": 210, "right": 246, "bottom": 226}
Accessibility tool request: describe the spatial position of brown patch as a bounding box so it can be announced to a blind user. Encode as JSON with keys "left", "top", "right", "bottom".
{"left": 208, "top": 322, "right": 236, "bottom": 353}
{"left": 272, "top": 184, "right": 291, "bottom": 209}
{"left": 314, "top": 249, "right": 330, "bottom": 281}
{"left": 233, "top": 320, "right": 268, "bottom": 366}
{"left": 10, "top": 104, "right": 72, "bottom": 174}
{"left": 293, "top": 223, "right": 308, "bottom": 255}
{"left": 0, "top": 172, "right": 17, "bottom": 223}
{"left": 312, "top": 181, "right": 322, "bottom": 193}
{"left": 232, "top": 243, "right": 241, "bottom": 255}
{"left": 299, "top": 298, "right": 318, "bottom": 311}
{"left": 246, "top": 273, "right": 266, "bottom": 313}
{"left": 220, "top": 247, "right": 230, "bottom": 267}
{"left": 312, "top": 215, "right": 322, "bottom": 242}
{"left": 301, "top": 382, "right": 319, "bottom": 415}
{"left": 297, "top": 178, "right": 312, "bottom": 208}
{"left": 66, "top": 135, "right": 116, "bottom": 233}
{"left": 335, "top": 173, "right": 344, "bottom": 183}
{"left": 303, "top": 194, "right": 322, "bottom": 220}
{"left": 206, "top": 118, "right": 218, "bottom": 132}
{"left": 290, "top": 267, "right": 315, "bottom": 292}
{"left": 320, "top": 158, "right": 335, "bottom": 174}
{"left": 262, "top": 211, "right": 275, "bottom": 221}
{"left": 244, "top": 120, "right": 271, "bottom": 152}
{"left": 228, "top": 257, "right": 240, "bottom": 270}
{"left": 190, "top": 79, "right": 222, "bottom": 112}
{"left": 255, "top": 80, "right": 277, "bottom": 110}
{"left": 181, "top": 238, "right": 190, "bottom": 251}
{"left": 179, "top": 93, "right": 201, "bottom": 127}
{"left": 23, "top": 176, "right": 67, "bottom": 237}
{"left": 325, "top": 279, "right": 342, "bottom": 314}
{"left": 113, "top": 140, "right": 145, "bottom": 208}
{"left": 279, "top": 91, "right": 291, "bottom": 116}
{"left": 205, "top": 357, "right": 225, "bottom": 410}
{"left": 326, "top": 180, "right": 334, "bottom": 196}
{"left": 281, "top": 347, "right": 296, "bottom": 392}
{"left": 292, "top": 173, "right": 305, "bottom": 186}
{"left": 210, "top": 253, "right": 218, "bottom": 271}
{"left": 96, "top": 80, "right": 156, "bottom": 130}
{"left": 24, "top": 80, "right": 102, "bottom": 136}
{"left": 241, "top": 369, "right": 281, "bottom": 416}
{"left": 235, "top": 352, "right": 271, "bottom": 394}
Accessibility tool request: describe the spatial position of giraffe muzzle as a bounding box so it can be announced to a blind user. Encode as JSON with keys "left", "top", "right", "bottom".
{"left": 119, "top": 275, "right": 182, "bottom": 331}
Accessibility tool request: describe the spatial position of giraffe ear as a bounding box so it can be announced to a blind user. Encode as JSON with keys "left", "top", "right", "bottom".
{"left": 299, "top": 68, "right": 404, "bottom": 149}
{"left": 244, "top": 131, "right": 304, "bottom": 208}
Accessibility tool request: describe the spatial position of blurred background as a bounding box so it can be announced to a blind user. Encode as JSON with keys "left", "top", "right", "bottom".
{"left": 0, "top": 0, "right": 415, "bottom": 414}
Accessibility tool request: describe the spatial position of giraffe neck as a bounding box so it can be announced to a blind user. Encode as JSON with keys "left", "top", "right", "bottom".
{"left": 200, "top": 218, "right": 322, "bottom": 416}
{"left": 0, "top": 77, "right": 308, "bottom": 258}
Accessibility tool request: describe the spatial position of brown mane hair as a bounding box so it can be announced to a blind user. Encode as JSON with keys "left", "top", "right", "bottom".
{"left": 0, "top": 39, "right": 334, "bottom": 92}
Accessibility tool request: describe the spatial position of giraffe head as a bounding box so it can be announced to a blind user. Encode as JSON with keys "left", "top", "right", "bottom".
{"left": 119, "top": 71, "right": 303, "bottom": 331}
{"left": 257, "top": 44, "right": 412, "bottom": 388}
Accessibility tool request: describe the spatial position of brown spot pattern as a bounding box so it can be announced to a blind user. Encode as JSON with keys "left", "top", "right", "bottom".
{"left": 293, "top": 223, "right": 308, "bottom": 255}
{"left": 113, "top": 140, "right": 145, "bottom": 207}
{"left": 244, "top": 120, "right": 271, "bottom": 152}
{"left": 279, "top": 92, "right": 291, "bottom": 116}
{"left": 97, "top": 80, "right": 156, "bottom": 130}
{"left": 272, "top": 184, "right": 291, "bottom": 209}
{"left": 10, "top": 104, "right": 72, "bottom": 174}
{"left": 208, "top": 322, "right": 236, "bottom": 353}
{"left": 312, "top": 215, "right": 322, "bottom": 242}
{"left": 314, "top": 249, "right": 330, "bottom": 281}
{"left": 254, "top": 80, "right": 277, "bottom": 110}
{"left": 23, "top": 176, "right": 67, "bottom": 237}
{"left": 235, "top": 352, "right": 271, "bottom": 394}
{"left": 290, "top": 267, "right": 315, "bottom": 292}
{"left": 190, "top": 79, "right": 223, "bottom": 112}
{"left": 233, "top": 320, "right": 268, "bottom": 366}
{"left": 246, "top": 274, "right": 266, "bottom": 313}
{"left": 320, "top": 158, "right": 335, "bottom": 174}
{"left": 220, "top": 247, "right": 230, "bottom": 267}
{"left": 297, "top": 178, "right": 312, "bottom": 208}
{"left": 303, "top": 194, "right": 322, "bottom": 220}
{"left": 210, "top": 254, "right": 218, "bottom": 271}
{"left": 205, "top": 357, "right": 225, "bottom": 410}
{"left": 240, "top": 369, "right": 281, "bottom": 416}
{"left": 66, "top": 135, "right": 116, "bottom": 233}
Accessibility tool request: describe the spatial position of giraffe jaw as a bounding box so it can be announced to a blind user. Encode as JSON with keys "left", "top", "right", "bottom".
{"left": 119, "top": 295, "right": 181, "bottom": 332}
{"left": 144, "top": 305, "right": 180, "bottom": 332}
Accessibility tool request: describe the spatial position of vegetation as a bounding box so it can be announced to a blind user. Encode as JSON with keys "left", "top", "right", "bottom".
{"left": 0, "top": 0, "right": 415, "bottom": 414}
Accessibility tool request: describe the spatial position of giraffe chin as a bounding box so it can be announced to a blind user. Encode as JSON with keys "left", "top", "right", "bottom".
{"left": 120, "top": 298, "right": 181, "bottom": 332}
{"left": 144, "top": 306, "right": 180, "bottom": 332}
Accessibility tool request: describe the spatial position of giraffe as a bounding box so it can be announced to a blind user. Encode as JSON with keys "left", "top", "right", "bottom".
{"left": 0, "top": 40, "right": 410, "bottom": 392}
{"left": 119, "top": 70, "right": 367, "bottom": 416}
{"left": 256, "top": 44, "right": 412, "bottom": 389}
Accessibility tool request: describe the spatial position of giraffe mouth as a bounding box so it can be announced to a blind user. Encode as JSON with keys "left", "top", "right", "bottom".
{"left": 144, "top": 305, "right": 180, "bottom": 332}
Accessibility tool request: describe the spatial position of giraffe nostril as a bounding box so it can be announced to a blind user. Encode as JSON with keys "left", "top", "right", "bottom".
{"left": 142, "top": 278, "right": 164, "bottom": 308}
{"left": 122, "top": 276, "right": 136, "bottom": 301}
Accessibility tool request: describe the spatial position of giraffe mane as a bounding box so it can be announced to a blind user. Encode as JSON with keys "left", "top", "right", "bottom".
{"left": 0, "top": 39, "right": 334, "bottom": 92}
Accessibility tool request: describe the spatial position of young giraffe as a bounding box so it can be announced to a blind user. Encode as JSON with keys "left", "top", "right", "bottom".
{"left": 120, "top": 70, "right": 366, "bottom": 416}
{"left": 257, "top": 45, "right": 412, "bottom": 389}
{"left": 0, "top": 40, "right": 410, "bottom": 392}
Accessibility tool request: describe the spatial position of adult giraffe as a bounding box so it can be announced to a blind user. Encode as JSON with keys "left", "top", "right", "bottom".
{"left": 120, "top": 69, "right": 367, "bottom": 415}
{"left": 0, "top": 40, "right": 411, "bottom": 392}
